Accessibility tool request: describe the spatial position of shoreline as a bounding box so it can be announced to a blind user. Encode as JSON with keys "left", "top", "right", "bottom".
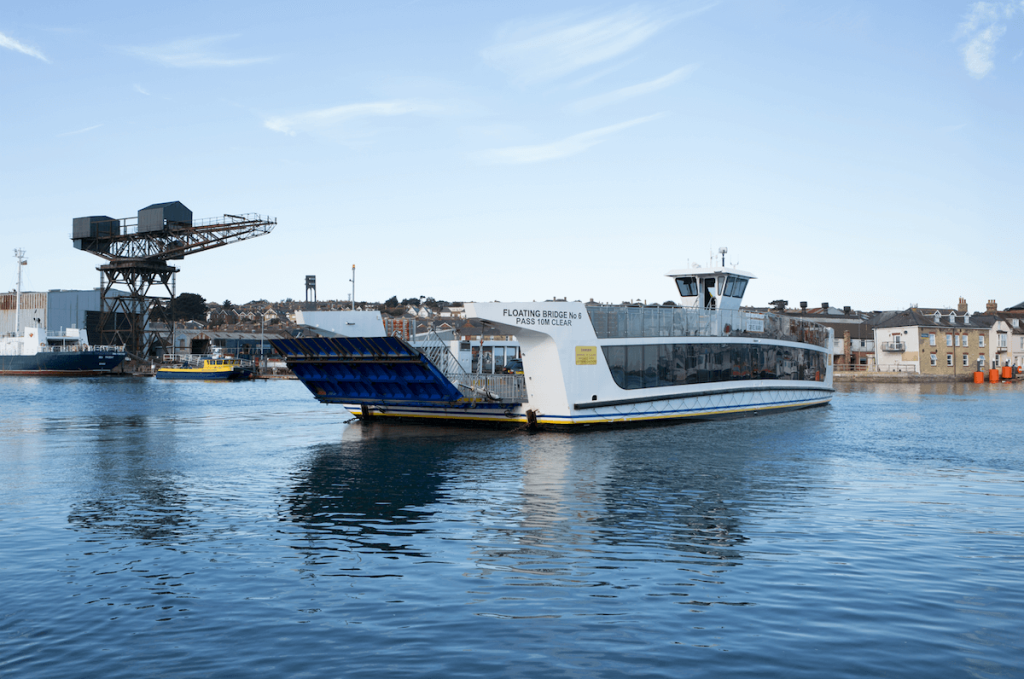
{"left": 834, "top": 371, "right": 1018, "bottom": 383}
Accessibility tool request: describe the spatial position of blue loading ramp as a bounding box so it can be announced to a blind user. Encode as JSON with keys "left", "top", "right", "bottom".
{"left": 270, "top": 336, "right": 466, "bottom": 405}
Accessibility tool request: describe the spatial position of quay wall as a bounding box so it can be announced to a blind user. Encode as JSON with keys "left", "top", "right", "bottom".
{"left": 835, "top": 371, "right": 979, "bottom": 383}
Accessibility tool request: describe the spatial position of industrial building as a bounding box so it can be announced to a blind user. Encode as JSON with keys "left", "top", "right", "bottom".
{"left": 0, "top": 289, "right": 129, "bottom": 341}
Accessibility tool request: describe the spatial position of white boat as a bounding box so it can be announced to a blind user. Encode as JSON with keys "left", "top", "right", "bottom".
{"left": 1, "top": 250, "right": 126, "bottom": 376}
{"left": 273, "top": 265, "right": 833, "bottom": 430}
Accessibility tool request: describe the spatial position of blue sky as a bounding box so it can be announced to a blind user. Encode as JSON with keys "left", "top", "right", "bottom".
{"left": 2, "top": 1, "right": 1022, "bottom": 311}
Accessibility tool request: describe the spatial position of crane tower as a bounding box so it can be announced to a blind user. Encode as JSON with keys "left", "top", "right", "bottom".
{"left": 72, "top": 201, "right": 276, "bottom": 358}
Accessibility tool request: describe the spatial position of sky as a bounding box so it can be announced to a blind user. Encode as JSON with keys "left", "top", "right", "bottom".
{"left": 1, "top": 1, "right": 1023, "bottom": 312}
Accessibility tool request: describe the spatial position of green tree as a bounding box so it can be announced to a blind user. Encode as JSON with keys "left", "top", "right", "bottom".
{"left": 174, "top": 293, "right": 208, "bottom": 322}
{"left": 384, "top": 295, "right": 399, "bottom": 308}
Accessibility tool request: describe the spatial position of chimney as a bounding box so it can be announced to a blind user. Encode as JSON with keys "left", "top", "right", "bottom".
{"left": 957, "top": 297, "right": 968, "bottom": 314}
{"left": 800, "top": 301, "right": 808, "bottom": 311}
{"left": 843, "top": 305, "right": 851, "bottom": 315}
{"left": 986, "top": 300, "right": 998, "bottom": 313}
{"left": 821, "top": 302, "right": 829, "bottom": 311}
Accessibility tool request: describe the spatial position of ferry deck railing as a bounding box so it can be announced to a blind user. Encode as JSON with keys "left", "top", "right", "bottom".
{"left": 415, "top": 329, "right": 527, "bottom": 403}
{"left": 586, "top": 306, "right": 830, "bottom": 349}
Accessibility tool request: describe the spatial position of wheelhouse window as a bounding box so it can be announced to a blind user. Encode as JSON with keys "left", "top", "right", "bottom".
{"left": 676, "top": 277, "right": 699, "bottom": 297}
{"left": 723, "top": 276, "right": 748, "bottom": 298}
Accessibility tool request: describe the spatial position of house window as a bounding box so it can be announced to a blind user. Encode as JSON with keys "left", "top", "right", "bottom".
{"left": 979, "top": 354, "right": 985, "bottom": 365}
{"left": 946, "top": 334, "right": 953, "bottom": 347}
{"left": 947, "top": 354, "right": 953, "bottom": 366}
{"left": 979, "top": 335, "right": 985, "bottom": 347}
{"left": 954, "top": 335, "right": 960, "bottom": 347}
{"left": 930, "top": 354, "right": 937, "bottom": 367}
{"left": 929, "top": 334, "right": 936, "bottom": 346}
{"left": 963, "top": 335, "right": 969, "bottom": 348}
{"left": 963, "top": 354, "right": 969, "bottom": 367}
{"left": 998, "top": 333, "right": 1007, "bottom": 348}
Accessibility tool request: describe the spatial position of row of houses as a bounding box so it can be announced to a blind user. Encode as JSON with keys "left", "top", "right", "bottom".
{"left": 203, "top": 302, "right": 466, "bottom": 329}
{"left": 775, "top": 298, "right": 1024, "bottom": 375}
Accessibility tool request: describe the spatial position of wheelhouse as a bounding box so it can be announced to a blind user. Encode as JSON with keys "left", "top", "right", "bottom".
{"left": 665, "top": 267, "right": 756, "bottom": 311}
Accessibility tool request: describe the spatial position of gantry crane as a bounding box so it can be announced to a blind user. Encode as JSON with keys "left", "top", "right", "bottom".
{"left": 72, "top": 201, "right": 276, "bottom": 358}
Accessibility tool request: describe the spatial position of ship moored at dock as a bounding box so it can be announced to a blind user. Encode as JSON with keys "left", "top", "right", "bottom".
{"left": 273, "top": 265, "right": 834, "bottom": 430}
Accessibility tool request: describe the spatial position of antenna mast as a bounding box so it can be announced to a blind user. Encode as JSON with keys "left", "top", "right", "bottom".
{"left": 13, "top": 249, "right": 26, "bottom": 336}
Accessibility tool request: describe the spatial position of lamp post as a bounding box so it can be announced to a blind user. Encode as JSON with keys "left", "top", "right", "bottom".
{"left": 349, "top": 264, "right": 356, "bottom": 310}
{"left": 259, "top": 310, "right": 266, "bottom": 375}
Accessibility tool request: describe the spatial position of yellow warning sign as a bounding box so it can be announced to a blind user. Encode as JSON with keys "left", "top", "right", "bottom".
{"left": 575, "top": 346, "right": 597, "bottom": 365}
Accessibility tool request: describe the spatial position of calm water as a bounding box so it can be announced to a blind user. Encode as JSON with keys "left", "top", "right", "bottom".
{"left": 1, "top": 377, "right": 1022, "bottom": 678}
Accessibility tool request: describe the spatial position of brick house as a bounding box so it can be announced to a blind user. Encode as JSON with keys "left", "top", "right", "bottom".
{"left": 873, "top": 306, "right": 989, "bottom": 375}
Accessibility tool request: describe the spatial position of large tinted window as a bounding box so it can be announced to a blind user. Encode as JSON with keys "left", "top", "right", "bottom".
{"left": 724, "top": 277, "right": 748, "bottom": 298}
{"left": 676, "top": 277, "right": 698, "bottom": 296}
{"left": 602, "top": 343, "right": 826, "bottom": 389}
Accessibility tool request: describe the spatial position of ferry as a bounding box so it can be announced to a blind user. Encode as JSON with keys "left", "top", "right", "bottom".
{"left": 155, "top": 356, "right": 254, "bottom": 381}
{"left": 272, "top": 265, "right": 834, "bottom": 430}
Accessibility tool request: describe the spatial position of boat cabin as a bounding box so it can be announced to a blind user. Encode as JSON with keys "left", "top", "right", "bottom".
{"left": 665, "top": 266, "right": 756, "bottom": 311}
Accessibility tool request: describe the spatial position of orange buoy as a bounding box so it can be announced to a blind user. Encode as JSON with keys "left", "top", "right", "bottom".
{"left": 1002, "top": 366, "right": 1012, "bottom": 379}
{"left": 974, "top": 371, "right": 984, "bottom": 384}
{"left": 989, "top": 369, "right": 1000, "bottom": 383}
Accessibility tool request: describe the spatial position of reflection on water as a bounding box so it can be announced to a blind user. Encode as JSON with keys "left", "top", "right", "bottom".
{"left": 285, "top": 439, "right": 450, "bottom": 558}
{"left": 2, "top": 378, "right": 1023, "bottom": 678}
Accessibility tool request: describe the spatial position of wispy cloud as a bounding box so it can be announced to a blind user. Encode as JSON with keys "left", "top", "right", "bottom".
{"left": 126, "top": 35, "right": 272, "bottom": 68}
{"left": 58, "top": 124, "right": 102, "bottom": 137}
{"left": 264, "top": 100, "right": 436, "bottom": 136}
{"left": 955, "top": 2, "right": 1018, "bottom": 78}
{"left": 482, "top": 7, "right": 673, "bottom": 84}
{"left": 133, "top": 84, "right": 150, "bottom": 96}
{"left": 570, "top": 64, "right": 697, "bottom": 112}
{"left": 477, "top": 114, "right": 663, "bottom": 165}
{"left": 0, "top": 30, "right": 48, "bottom": 62}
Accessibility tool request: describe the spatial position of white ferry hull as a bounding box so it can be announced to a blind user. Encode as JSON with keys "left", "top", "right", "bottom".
{"left": 342, "top": 383, "right": 832, "bottom": 430}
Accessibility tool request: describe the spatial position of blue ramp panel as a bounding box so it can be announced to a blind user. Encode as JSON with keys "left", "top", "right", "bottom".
{"left": 270, "top": 337, "right": 465, "bottom": 405}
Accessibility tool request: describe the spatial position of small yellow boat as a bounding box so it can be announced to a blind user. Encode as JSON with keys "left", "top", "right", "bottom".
{"left": 156, "top": 357, "right": 254, "bottom": 381}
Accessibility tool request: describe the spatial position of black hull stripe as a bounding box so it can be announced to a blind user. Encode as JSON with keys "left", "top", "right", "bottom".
{"left": 574, "top": 384, "right": 835, "bottom": 410}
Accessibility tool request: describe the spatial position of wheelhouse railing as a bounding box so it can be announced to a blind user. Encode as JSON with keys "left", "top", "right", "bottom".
{"left": 586, "top": 306, "right": 830, "bottom": 349}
